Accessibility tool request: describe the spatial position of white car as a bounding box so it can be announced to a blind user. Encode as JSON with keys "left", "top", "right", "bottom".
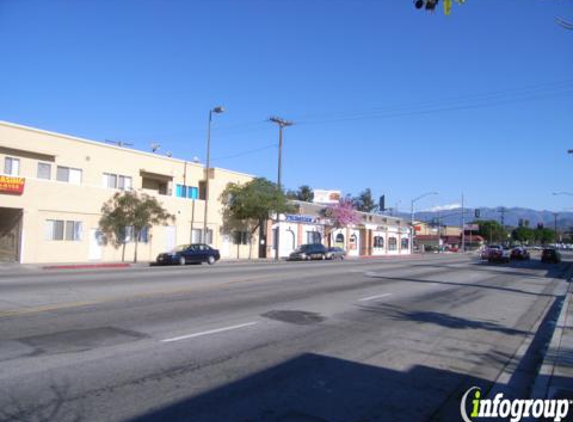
{"left": 486, "top": 245, "right": 510, "bottom": 263}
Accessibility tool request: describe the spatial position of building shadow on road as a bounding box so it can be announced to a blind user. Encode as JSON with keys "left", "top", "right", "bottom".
{"left": 365, "top": 272, "right": 559, "bottom": 299}
{"left": 357, "top": 303, "right": 530, "bottom": 336}
{"left": 409, "top": 258, "right": 572, "bottom": 281}
{"left": 124, "top": 353, "right": 491, "bottom": 422}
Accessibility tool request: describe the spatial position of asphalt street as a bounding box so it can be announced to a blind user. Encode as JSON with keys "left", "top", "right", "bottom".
{"left": 0, "top": 254, "right": 570, "bottom": 422}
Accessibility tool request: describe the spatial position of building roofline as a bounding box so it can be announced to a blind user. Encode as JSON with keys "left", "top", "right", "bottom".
{"left": 289, "top": 199, "right": 407, "bottom": 224}
{"left": 0, "top": 120, "right": 255, "bottom": 178}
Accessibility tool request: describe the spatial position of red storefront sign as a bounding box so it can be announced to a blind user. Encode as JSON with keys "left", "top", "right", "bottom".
{"left": 0, "top": 176, "right": 25, "bottom": 195}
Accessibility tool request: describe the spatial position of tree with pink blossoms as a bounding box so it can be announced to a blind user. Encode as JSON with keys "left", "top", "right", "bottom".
{"left": 322, "top": 199, "right": 362, "bottom": 246}
{"left": 325, "top": 199, "right": 362, "bottom": 228}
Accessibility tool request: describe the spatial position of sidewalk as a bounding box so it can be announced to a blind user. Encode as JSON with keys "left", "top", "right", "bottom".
{"left": 0, "top": 253, "right": 435, "bottom": 274}
{"left": 532, "top": 272, "right": 573, "bottom": 403}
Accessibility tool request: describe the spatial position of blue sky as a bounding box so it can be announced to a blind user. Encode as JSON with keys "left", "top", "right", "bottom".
{"left": 1, "top": 0, "right": 572, "bottom": 212}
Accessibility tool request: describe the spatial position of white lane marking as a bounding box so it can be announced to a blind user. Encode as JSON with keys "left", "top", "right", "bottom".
{"left": 161, "top": 322, "right": 258, "bottom": 343}
{"left": 358, "top": 293, "right": 392, "bottom": 302}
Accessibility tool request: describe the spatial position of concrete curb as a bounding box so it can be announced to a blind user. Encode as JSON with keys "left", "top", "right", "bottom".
{"left": 530, "top": 268, "right": 573, "bottom": 399}
{"left": 42, "top": 262, "right": 132, "bottom": 270}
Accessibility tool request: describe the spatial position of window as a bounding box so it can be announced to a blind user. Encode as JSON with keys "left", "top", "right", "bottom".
{"left": 374, "top": 236, "right": 384, "bottom": 248}
{"left": 122, "top": 226, "right": 134, "bottom": 243}
{"left": 4, "top": 157, "right": 20, "bottom": 176}
{"left": 233, "top": 231, "right": 249, "bottom": 245}
{"left": 139, "top": 226, "right": 149, "bottom": 243}
{"left": 103, "top": 173, "right": 117, "bottom": 188}
{"left": 37, "top": 162, "right": 51, "bottom": 180}
{"left": 103, "top": 173, "right": 132, "bottom": 190}
{"left": 334, "top": 233, "right": 345, "bottom": 247}
{"left": 57, "top": 166, "right": 82, "bottom": 184}
{"left": 191, "top": 228, "right": 202, "bottom": 244}
{"left": 191, "top": 228, "right": 213, "bottom": 244}
{"left": 401, "top": 238, "right": 409, "bottom": 250}
{"left": 46, "top": 220, "right": 82, "bottom": 241}
{"left": 205, "top": 229, "right": 213, "bottom": 244}
{"left": 198, "top": 181, "right": 207, "bottom": 200}
{"left": 306, "top": 231, "right": 322, "bottom": 244}
{"left": 388, "top": 237, "right": 398, "bottom": 251}
{"left": 176, "top": 184, "right": 199, "bottom": 199}
{"left": 118, "top": 175, "right": 132, "bottom": 190}
{"left": 349, "top": 234, "right": 357, "bottom": 250}
{"left": 120, "top": 226, "right": 149, "bottom": 243}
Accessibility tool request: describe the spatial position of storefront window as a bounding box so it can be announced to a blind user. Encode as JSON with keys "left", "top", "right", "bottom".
{"left": 306, "top": 231, "right": 321, "bottom": 244}
{"left": 374, "top": 236, "right": 384, "bottom": 248}
{"left": 388, "top": 237, "right": 397, "bottom": 251}
{"left": 401, "top": 238, "right": 409, "bottom": 250}
{"left": 349, "top": 234, "right": 357, "bottom": 250}
{"left": 335, "top": 233, "right": 345, "bottom": 247}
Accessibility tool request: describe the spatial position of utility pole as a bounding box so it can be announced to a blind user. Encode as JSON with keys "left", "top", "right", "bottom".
{"left": 269, "top": 116, "right": 293, "bottom": 260}
{"left": 497, "top": 207, "right": 507, "bottom": 244}
{"left": 553, "top": 212, "right": 559, "bottom": 245}
{"left": 461, "top": 193, "right": 465, "bottom": 253}
{"left": 437, "top": 210, "right": 440, "bottom": 252}
{"left": 203, "top": 106, "right": 225, "bottom": 244}
{"left": 497, "top": 207, "right": 506, "bottom": 229}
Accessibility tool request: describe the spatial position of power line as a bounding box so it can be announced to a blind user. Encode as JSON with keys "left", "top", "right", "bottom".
{"left": 292, "top": 79, "right": 573, "bottom": 122}
{"left": 211, "top": 143, "right": 278, "bottom": 162}
{"left": 296, "top": 89, "right": 573, "bottom": 126}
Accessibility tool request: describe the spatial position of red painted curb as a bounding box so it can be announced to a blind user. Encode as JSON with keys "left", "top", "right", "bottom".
{"left": 42, "top": 263, "right": 131, "bottom": 270}
{"left": 358, "top": 254, "right": 420, "bottom": 260}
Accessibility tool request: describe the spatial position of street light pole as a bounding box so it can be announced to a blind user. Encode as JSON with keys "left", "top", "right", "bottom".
{"left": 203, "top": 106, "right": 224, "bottom": 244}
{"left": 410, "top": 191, "right": 438, "bottom": 252}
{"left": 269, "top": 117, "right": 293, "bottom": 261}
{"left": 551, "top": 192, "right": 573, "bottom": 246}
{"left": 410, "top": 191, "right": 439, "bottom": 225}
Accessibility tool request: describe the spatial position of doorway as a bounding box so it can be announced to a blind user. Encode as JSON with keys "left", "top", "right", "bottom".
{"left": 0, "top": 207, "right": 22, "bottom": 262}
{"left": 165, "top": 226, "right": 176, "bottom": 251}
{"left": 88, "top": 229, "right": 103, "bottom": 261}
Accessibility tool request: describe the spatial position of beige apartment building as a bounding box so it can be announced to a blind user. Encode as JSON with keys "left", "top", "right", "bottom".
{"left": 0, "top": 121, "right": 256, "bottom": 263}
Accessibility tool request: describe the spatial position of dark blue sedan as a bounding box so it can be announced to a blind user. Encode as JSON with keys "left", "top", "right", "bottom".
{"left": 156, "top": 244, "right": 221, "bottom": 266}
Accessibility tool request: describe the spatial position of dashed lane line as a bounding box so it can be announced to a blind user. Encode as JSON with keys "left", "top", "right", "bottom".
{"left": 160, "top": 322, "right": 259, "bottom": 343}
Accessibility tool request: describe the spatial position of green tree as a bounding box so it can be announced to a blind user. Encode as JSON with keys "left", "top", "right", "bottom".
{"left": 296, "top": 185, "right": 314, "bottom": 202}
{"left": 472, "top": 220, "right": 507, "bottom": 244}
{"left": 220, "top": 178, "right": 294, "bottom": 259}
{"left": 352, "top": 188, "right": 377, "bottom": 213}
{"left": 286, "top": 185, "right": 314, "bottom": 202}
{"left": 512, "top": 226, "right": 535, "bottom": 244}
{"left": 99, "top": 191, "right": 175, "bottom": 263}
{"left": 534, "top": 227, "right": 555, "bottom": 245}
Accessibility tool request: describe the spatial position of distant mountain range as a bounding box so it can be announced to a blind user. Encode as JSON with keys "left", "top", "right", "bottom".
{"left": 390, "top": 207, "right": 573, "bottom": 230}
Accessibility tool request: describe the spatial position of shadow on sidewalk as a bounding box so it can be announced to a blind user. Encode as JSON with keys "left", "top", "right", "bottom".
{"left": 124, "top": 354, "right": 492, "bottom": 422}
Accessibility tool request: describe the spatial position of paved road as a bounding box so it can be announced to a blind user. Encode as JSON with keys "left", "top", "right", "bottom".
{"left": 0, "top": 254, "right": 570, "bottom": 422}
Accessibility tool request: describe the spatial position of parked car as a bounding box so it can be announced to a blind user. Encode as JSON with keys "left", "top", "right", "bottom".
{"left": 487, "top": 245, "right": 510, "bottom": 263}
{"left": 511, "top": 247, "right": 530, "bottom": 261}
{"left": 156, "top": 244, "right": 220, "bottom": 266}
{"left": 326, "top": 247, "right": 346, "bottom": 260}
{"left": 288, "top": 244, "right": 327, "bottom": 261}
{"left": 541, "top": 248, "right": 561, "bottom": 264}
